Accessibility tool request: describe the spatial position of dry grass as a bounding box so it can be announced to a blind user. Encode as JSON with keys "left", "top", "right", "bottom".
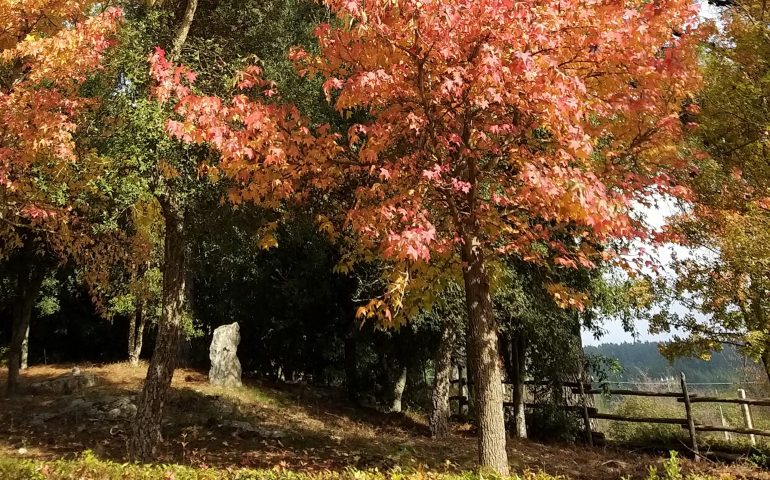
{"left": 0, "top": 363, "right": 768, "bottom": 479}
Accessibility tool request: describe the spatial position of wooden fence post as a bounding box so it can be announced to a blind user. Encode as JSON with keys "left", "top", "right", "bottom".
{"left": 680, "top": 372, "right": 699, "bottom": 461}
{"left": 577, "top": 375, "right": 593, "bottom": 447}
{"left": 718, "top": 405, "right": 730, "bottom": 441}
{"left": 739, "top": 389, "right": 757, "bottom": 446}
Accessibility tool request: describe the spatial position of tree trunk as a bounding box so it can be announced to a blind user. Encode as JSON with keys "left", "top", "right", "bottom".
{"left": 501, "top": 331, "right": 527, "bottom": 438}
{"left": 20, "top": 323, "right": 29, "bottom": 370}
{"left": 128, "top": 0, "right": 197, "bottom": 458}
{"left": 390, "top": 365, "right": 407, "bottom": 413}
{"left": 129, "top": 198, "right": 186, "bottom": 461}
{"left": 176, "top": 268, "right": 194, "bottom": 368}
{"left": 344, "top": 323, "right": 360, "bottom": 404}
{"left": 510, "top": 333, "right": 527, "bottom": 439}
{"left": 6, "top": 266, "right": 44, "bottom": 396}
{"left": 128, "top": 302, "right": 146, "bottom": 367}
{"left": 430, "top": 322, "right": 456, "bottom": 437}
{"left": 461, "top": 237, "right": 509, "bottom": 476}
{"left": 752, "top": 288, "right": 770, "bottom": 386}
{"left": 761, "top": 349, "right": 770, "bottom": 386}
{"left": 170, "top": 0, "right": 197, "bottom": 57}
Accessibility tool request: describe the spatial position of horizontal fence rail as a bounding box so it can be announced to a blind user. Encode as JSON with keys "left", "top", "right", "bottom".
{"left": 678, "top": 396, "right": 770, "bottom": 406}
{"left": 694, "top": 425, "right": 770, "bottom": 437}
{"left": 450, "top": 364, "right": 769, "bottom": 459}
{"left": 576, "top": 388, "right": 687, "bottom": 398}
{"left": 589, "top": 413, "right": 690, "bottom": 425}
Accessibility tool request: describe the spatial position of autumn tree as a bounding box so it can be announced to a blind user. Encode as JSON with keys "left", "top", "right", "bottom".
{"left": 292, "top": 0, "right": 701, "bottom": 473}
{"left": 150, "top": 0, "right": 700, "bottom": 471}
{"left": 82, "top": 0, "right": 333, "bottom": 459}
{"left": 651, "top": 0, "right": 770, "bottom": 380}
{"left": 0, "top": 1, "right": 122, "bottom": 395}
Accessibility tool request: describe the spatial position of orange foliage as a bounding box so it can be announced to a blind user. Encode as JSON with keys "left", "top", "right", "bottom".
{"left": 151, "top": 0, "right": 702, "bottom": 318}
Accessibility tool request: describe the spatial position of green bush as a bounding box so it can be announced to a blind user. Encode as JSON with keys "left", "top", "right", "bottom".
{"left": 644, "top": 452, "right": 721, "bottom": 480}
{"left": 524, "top": 405, "right": 582, "bottom": 442}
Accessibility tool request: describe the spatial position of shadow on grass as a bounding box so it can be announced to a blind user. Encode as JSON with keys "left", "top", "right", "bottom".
{"left": 0, "top": 363, "right": 714, "bottom": 480}
{"left": 0, "top": 363, "right": 469, "bottom": 473}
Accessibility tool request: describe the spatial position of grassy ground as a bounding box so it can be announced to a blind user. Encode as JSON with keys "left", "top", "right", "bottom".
{"left": 597, "top": 392, "right": 770, "bottom": 452}
{"left": 0, "top": 363, "right": 768, "bottom": 479}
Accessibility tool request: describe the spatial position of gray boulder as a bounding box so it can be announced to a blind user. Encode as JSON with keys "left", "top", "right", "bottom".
{"left": 28, "top": 369, "right": 95, "bottom": 395}
{"left": 209, "top": 323, "right": 242, "bottom": 388}
{"left": 106, "top": 396, "right": 137, "bottom": 419}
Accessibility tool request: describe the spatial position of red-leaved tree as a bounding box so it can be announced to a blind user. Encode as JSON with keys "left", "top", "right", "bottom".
{"left": 1, "top": 1, "right": 122, "bottom": 395}
{"left": 151, "top": 0, "right": 701, "bottom": 472}
{"left": 297, "top": 0, "right": 701, "bottom": 472}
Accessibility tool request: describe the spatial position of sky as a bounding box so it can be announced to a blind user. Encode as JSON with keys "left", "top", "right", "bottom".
{"left": 581, "top": 201, "right": 686, "bottom": 346}
{"left": 581, "top": 0, "right": 723, "bottom": 347}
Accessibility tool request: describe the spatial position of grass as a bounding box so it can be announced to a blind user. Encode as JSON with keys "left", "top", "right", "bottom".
{"left": 1, "top": 363, "right": 768, "bottom": 479}
{"left": 597, "top": 390, "right": 770, "bottom": 449}
{"left": 0, "top": 451, "right": 741, "bottom": 480}
{"left": 0, "top": 451, "right": 729, "bottom": 480}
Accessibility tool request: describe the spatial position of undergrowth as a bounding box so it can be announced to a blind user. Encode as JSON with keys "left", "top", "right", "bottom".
{"left": 0, "top": 451, "right": 558, "bottom": 480}
{"left": 0, "top": 451, "right": 734, "bottom": 480}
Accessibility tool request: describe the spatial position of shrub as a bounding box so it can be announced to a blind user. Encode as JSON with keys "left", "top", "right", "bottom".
{"left": 644, "top": 452, "right": 722, "bottom": 480}
{"left": 524, "top": 405, "right": 582, "bottom": 442}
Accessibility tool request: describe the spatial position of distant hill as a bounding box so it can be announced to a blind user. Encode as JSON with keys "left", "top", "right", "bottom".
{"left": 584, "top": 341, "right": 763, "bottom": 385}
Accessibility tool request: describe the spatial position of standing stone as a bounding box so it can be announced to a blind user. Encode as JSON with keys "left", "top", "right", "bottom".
{"left": 209, "top": 322, "right": 242, "bottom": 387}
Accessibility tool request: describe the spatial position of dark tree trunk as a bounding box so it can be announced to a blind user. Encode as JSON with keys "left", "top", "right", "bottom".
{"left": 390, "top": 365, "right": 407, "bottom": 413}
{"left": 461, "top": 237, "right": 509, "bottom": 476}
{"left": 6, "top": 265, "right": 44, "bottom": 396}
{"left": 128, "top": 302, "right": 146, "bottom": 367}
{"left": 501, "top": 331, "right": 527, "bottom": 438}
{"left": 430, "top": 322, "right": 456, "bottom": 437}
{"left": 344, "top": 324, "right": 360, "bottom": 404}
{"left": 129, "top": 198, "right": 186, "bottom": 461}
{"left": 128, "top": 0, "right": 197, "bottom": 458}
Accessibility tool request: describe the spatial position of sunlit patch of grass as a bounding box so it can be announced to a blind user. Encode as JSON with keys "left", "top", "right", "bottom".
{"left": 0, "top": 451, "right": 601, "bottom": 480}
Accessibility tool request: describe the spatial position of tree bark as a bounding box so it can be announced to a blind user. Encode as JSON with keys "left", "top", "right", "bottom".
{"left": 430, "top": 321, "right": 456, "bottom": 437}
{"left": 6, "top": 266, "right": 44, "bottom": 396}
{"left": 509, "top": 333, "right": 527, "bottom": 439}
{"left": 761, "top": 348, "right": 770, "bottom": 386}
{"left": 128, "top": 0, "right": 197, "bottom": 458}
{"left": 20, "top": 323, "right": 29, "bottom": 370}
{"left": 129, "top": 198, "right": 186, "bottom": 461}
{"left": 171, "top": 0, "right": 197, "bottom": 57}
{"left": 501, "top": 331, "right": 527, "bottom": 438}
{"left": 461, "top": 237, "right": 509, "bottom": 476}
{"left": 128, "top": 302, "right": 146, "bottom": 367}
{"left": 750, "top": 286, "right": 770, "bottom": 385}
{"left": 390, "top": 365, "right": 407, "bottom": 413}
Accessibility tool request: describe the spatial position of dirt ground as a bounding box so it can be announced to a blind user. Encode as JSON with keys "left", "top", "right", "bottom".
{"left": 0, "top": 363, "right": 767, "bottom": 479}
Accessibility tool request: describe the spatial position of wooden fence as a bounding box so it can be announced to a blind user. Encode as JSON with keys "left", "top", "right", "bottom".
{"left": 451, "top": 371, "right": 770, "bottom": 460}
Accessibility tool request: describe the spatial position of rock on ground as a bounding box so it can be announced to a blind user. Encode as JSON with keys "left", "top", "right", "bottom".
{"left": 27, "top": 369, "right": 96, "bottom": 395}
{"left": 209, "top": 322, "right": 243, "bottom": 388}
